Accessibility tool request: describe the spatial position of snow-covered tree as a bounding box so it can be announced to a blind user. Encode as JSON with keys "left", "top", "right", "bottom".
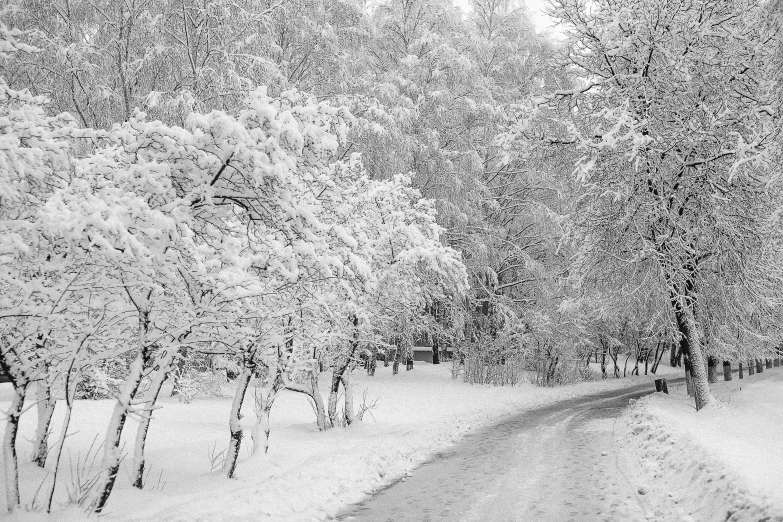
{"left": 0, "top": 13, "right": 80, "bottom": 511}
{"left": 505, "top": 0, "right": 783, "bottom": 409}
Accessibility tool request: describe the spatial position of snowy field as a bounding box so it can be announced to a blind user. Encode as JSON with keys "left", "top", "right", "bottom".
{"left": 2, "top": 363, "right": 680, "bottom": 521}
{"left": 623, "top": 367, "right": 783, "bottom": 521}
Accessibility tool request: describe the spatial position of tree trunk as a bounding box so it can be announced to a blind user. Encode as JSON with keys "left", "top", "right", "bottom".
{"left": 328, "top": 315, "right": 359, "bottom": 425}
{"left": 86, "top": 306, "right": 153, "bottom": 513}
{"left": 765, "top": 359, "right": 772, "bottom": 369}
{"left": 392, "top": 345, "right": 401, "bottom": 375}
{"left": 45, "top": 360, "right": 79, "bottom": 513}
{"left": 670, "top": 344, "right": 677, "bottom": 367}
{"left": 131, "top": 350, "right": 176, "bottom": 489}
{"left": 252, "top": 378, "right": 281, "bottom": 455}
{"left": 608, "top": 348, "right": 620, "bottom": 378}
{"left": 600, "top": 342, "right": 607, "bottom": 379}
{"left": 87, "top": 343, "right": 148, "bottom": 512}
{"left": 722, "top": 361, "right": 732, "bottom": 381}
{"left": 756, "top": 358, "right": 764, "bottom": 373}
{"left": 633, "top": 341, "right": 643, "bottom": 376}
{"left": 32, "top": 379, "right": 56, "bottom": 468}
{"left": 432, "top": 336, "right": 440, "bottom": 365}
{"left": 707, "top": 356, "right": 719, "bottom": 384}
{"left": 546, "top": 355, "right": 559, "bottom": 385}
{"left": 651, "top": 342, "right": 665, "bottom": 374}
{"left": 738, "top": 362, "right": 744, "bottom": 379}
{"left": 341, "top": 370, "right": 354, "bottom": 425}
{"left": 223, "top": 364, "right": 254, "bottom": 479}
{"left": 3, "top": 383, "right": 25, "bottom": 513}
{"left": 748, "top": 359, "right": 755, "bottom": 375}
{"left": 681, "top": 306, "right": 712, "bottom": 410}
{"left": 328, "top": 360, "right": 347, "bottom": 427}
{"left": 368, "top": 347, "right": 377, "bottom": 376}
{"left": 310, "top": 373, "right": 328, "bottom": 431}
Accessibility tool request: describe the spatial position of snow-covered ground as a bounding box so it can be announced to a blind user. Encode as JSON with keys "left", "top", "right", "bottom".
{"left": 623, "top": 366, "right": 783, "bottom": 521}
{"left": 2, "top": 362, "right": 679, "bottom": 521}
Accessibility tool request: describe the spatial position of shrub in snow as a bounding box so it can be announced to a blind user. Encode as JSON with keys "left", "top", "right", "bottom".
{"left": 75, "top": 364, "right": 124, "bottom": 401}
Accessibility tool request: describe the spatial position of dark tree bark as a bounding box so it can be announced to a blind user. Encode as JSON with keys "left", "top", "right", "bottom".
{"left": 684, "top": 353, "right": 694, "bottom": 397}
{"left": 608, "top": 346, "right": 620, "bottom": 378}
{"left": 651, "top": 342, "right": 666, "bottom": 374}
{"left": 667, "top": 282, "right": 711, "bottom": 410}
{"left": 223, "top": 349, "right": 256, "bottom": 479}
{"left": 368, "top": 346, "right": 377, "bottom": 376}
{"left": 2, "top": 378, "right": 26, "bottom": 513}
{"left": 32, "top": 379, "right": 56, "bottom": 468}
{"left": 707, "top": 356, "right": 719, "bottom": 384}
{"left": 132, "top": 350, "right": 177, "bottom": 488}
{"left": 722, "top": 361, "right": 732, "bottom": 381}
{"left": 89, "top": 306, "right": 152, "bottom": 513}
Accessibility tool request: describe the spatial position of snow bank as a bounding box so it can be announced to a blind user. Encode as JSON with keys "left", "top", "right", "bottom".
{"left": 2, "top": 363, "right": 678, "bottom": 521}
{"left": 623, "top": 368, "right": 783, "bottom": 521}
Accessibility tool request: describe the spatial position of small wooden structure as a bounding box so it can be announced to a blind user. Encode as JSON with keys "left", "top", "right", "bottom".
{"left": 412, "top": 338, "right": 453, "bottom": 364}
{"left": 654, "top": 378, "right": 668, "bottom": 394}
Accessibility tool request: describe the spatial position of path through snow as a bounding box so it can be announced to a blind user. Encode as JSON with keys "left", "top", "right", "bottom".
{"left": 338, "top": 384, "right": 657, "bottom": 521}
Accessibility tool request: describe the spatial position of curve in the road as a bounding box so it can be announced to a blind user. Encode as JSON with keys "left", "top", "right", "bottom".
{"left": 336, "top": 381, "right": 682, "bottom": 522}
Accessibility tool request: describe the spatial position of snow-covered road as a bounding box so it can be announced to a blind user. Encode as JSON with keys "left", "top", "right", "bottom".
{"left": 337, "top": 383, "right": 662, "bottom": 522}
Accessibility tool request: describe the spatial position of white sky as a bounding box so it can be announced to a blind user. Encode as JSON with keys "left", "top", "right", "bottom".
{"left": 452, "top": 0, "right": 558, "bottom": 34}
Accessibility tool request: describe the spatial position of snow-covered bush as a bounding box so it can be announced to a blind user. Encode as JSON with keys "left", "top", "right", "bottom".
{"left": 75, "top": 364, "right": 125, "bottom": 400}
